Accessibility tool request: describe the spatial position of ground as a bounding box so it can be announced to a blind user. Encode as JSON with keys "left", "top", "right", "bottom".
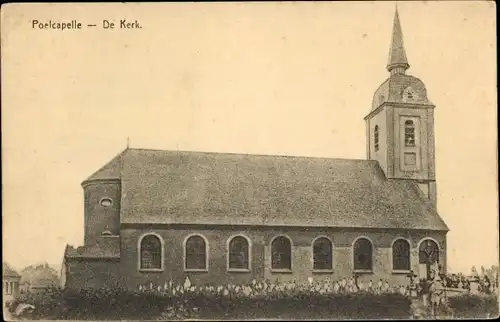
{"left": 3, "top": 302, "right": 16, "bottom": 321}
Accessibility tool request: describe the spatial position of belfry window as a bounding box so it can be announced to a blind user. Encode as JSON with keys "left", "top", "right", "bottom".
{"left": 353, "top": 238, "right": 373, "bottom": 271}
{"left": 139, "top": 234, "right": 163, "bottom": 270}
{"left": 271, "top": 236, "right": 292, "bottom": 270}
{"left": 374, "top": 125, "right": 379, "bottom": 152}
{"left": 404, "top": 120, "right": 416, "bottom": 147}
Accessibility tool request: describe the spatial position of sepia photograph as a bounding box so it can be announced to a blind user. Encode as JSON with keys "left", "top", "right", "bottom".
{"left": 1, "top": 1, "right": 498, "bottom": 320}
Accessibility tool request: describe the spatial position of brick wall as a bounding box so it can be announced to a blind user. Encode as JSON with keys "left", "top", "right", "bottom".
{"left": 65, "top": 259, "right": 124, "bottom": 289}
{"left": 115, "top": 226, "right": 446, "bottom": 289}
{"left": 83, "top": 181, "right": 121, "bottom": 245}
{"left": 367, "top": 107, "right": 389, "bottom": 175}
{"left": 119, "top": 228, "right": 265, "bottom": 288}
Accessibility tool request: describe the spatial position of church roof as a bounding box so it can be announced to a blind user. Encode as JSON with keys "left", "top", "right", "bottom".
{"left": 84, "top": 148, "right": 448, "bottom": 231}
{"left": 84, "top": 150, "right": 124, "bottom": 182}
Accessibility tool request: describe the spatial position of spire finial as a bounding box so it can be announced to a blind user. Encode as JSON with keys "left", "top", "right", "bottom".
{"left": 387, "top": 4, "right": 410, "bottom": 74}
{"left": 126, "top": 137, "right": 130, "bottom": 149}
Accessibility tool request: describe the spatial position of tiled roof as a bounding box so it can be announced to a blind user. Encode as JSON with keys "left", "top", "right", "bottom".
{"left": 91, "top": 148, "right": 449, "bottom": 231}
{"left": 3, "top": 262, "right": 20, "bottom": 278}
{"left": 83, "top": 151, "right": 124, "bottom": 182}
{"left": 65, "top": 236, "right": 120, "bottom": 259}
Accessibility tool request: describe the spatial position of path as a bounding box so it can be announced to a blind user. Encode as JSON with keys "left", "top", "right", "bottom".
{"left": 410, "top": 296, "right": 458, "bottom": 319}
{"left": 3, "top": 303, "right": 17, "bottom": 321}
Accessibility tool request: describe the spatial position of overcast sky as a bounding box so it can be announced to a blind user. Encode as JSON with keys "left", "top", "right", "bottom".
{"left": 2, "top": 1, "right": 497, "bottom": 274}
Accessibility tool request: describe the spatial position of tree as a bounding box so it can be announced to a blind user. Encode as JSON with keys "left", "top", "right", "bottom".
{"left": 471, "top": 266, "right": 478, "bottom": 276}
{"left": 20, "top": 262, "right": 59, "bottom": 292}
{"left": 488, "top": 265, "right": 499, "bottom": 282}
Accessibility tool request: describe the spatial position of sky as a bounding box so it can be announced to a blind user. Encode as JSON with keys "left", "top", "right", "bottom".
{"left": 1, "top": 1, "right": 497, "bottom": 274}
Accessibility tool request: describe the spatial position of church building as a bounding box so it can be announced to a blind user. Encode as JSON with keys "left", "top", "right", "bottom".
{"left": 62, "top": 8, "right": 449, "bottom": 290}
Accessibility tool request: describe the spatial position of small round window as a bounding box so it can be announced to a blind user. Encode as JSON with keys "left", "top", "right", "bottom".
{"left": 100, "top": 198, "right": 113, "bottom": 207}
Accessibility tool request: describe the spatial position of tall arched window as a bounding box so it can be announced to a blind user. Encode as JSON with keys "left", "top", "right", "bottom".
{"left": 139, "top": 234, "right": 163, "bottom": 270}
{"left": 404, "top": 120, "right": 415, "bottom": 146}
{"left": 353, "top": 238, "right": 373, "bottom": 270}
{"left": 271, "top": 236, "right": 292, "bottom": 270}
{"left": 184, "top": 235, "right": 208, "bottom": 271}
{"left": 374, "top": 125, "right": 379, "bottom": 152}
{"left": 228, "top": 235, "right": 250, "bottom": 270}
{"left": 392, "top": 239, "right": 411, "bottom": 271}
{"left": 313, "top": 237, "right": 333, "bottom": 270}
{"left": 419, "top": 239, "right": 439, "bottom": 279}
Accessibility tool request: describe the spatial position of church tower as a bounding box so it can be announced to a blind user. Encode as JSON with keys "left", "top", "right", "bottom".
{"left": 365, "top": 7, "right": 437, "bottom": 208}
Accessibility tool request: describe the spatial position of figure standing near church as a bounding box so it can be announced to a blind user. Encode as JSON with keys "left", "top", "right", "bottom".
{"left": 429, "top": 275, "right": 445, "bottom": 318}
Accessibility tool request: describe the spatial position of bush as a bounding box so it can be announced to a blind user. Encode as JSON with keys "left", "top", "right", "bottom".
{"left": 448, "top": 294, "right": 499, "bottom": 318}
{"left": 11, "top": 282, "right": 412, "bottom": 320}
{"left": 11, "top": 290, "right": 412, "bottom": 320}
{"left": 5, "top": 299, "right": 16, "bottom": 313}
{"left": 11, "top": 287, "right": 63, "bottom": 319}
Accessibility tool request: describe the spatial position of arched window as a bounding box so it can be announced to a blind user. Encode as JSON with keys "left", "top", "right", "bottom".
{"left": 353, "top": 238, "right": 373, "bottom": 270}
{"left": 139, "top": 234, "right": 163, "bottom": 270}
{"left": 184, "top": 235, "right": 208, "bottom": 271}
{"left": 228, "top": 236, "right": 250, "bottom": 270}
{"left": 374, "top": 125, "right": 379, "bottom": 152}
{"left": 419, "top": 239, "right": 439, "bottom": 278}
{"left": 313, "top": 237, "right": 333, "bottom": 270}
{"left": 271, "top": 236, "right": 292, "bottom": 270}
{"left": 392, "top": 239, "right": 411, "bottom": 271}
{"left": 404, "top": 120, "right": 415, "bottom": 147}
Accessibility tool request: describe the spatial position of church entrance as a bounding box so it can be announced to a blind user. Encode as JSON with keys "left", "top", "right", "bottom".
{"left": 418, "top": 239, "right": 439, "bottom": 280}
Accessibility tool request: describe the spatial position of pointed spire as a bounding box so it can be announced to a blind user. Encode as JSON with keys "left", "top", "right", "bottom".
{"left": 387, "top": 5, "right": 410, "bottom": 74}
